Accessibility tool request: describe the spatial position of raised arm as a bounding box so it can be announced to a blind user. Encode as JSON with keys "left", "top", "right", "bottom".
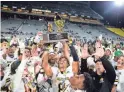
{"left": 69, "top": 45, "right": 79, "bottom": 75}
{"left": 80, "top": 43, "right": 90, "bottom": 73}
{"left": 63, "top": 41, "right": 79, "bottom": 75}
{"left": 100, "top": 56, "right": 116, "bottom": 85}
{"left": 13, "top": 51, "right": 28, "bottom": 92}
{"left": 63, "top": 42, "right": 70, "bottom": 61}
{"left": 42, "top": 51, "right": 53, "bottom": 77}
{"left": 93, "top": 41, "right": 116, "bottom": 85}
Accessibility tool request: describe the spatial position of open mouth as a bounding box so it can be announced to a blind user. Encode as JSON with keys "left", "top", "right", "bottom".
{"left": 59, "top": 61, "right": 64, "bottom": 65}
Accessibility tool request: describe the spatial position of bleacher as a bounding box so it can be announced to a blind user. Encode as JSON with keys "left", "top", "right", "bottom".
{"left": 107, "top": 27, "right": 124, "bottom": 37}
{"left": 1, "top": 19, "right": 47, "bottom": 39}
{"left": 1, "top": 18, "right": 123, "bottom": 44}
{"left": 1, "top": 1, "right": 103, "bottom": 20}
{"left": 1, "top": 18, "right": 23, "bottom": 32}
{"left": 20, "top": 20, "right": 47, "bottom": 33}
{"left": 63, "top": 23, "right": 122, "bottom": 42}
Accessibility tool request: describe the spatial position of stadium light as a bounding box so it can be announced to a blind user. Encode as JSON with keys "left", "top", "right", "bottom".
{"left": 114, "top": 0, "right": 124, "bottom": 7}
{"left": 114, "top": 0, "right": 124, "bottom": 27}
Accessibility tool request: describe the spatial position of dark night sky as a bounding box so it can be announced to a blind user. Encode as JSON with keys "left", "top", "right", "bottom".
{"left": 90, "top": 1, "right": 124, "bottom": 27}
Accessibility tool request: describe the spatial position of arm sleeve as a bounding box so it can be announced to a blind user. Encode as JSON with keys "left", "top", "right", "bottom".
{"left": 12, "top": 59, "right": 27, "bottom": 92}
{"left": 100, "top": 56, "right": 116, "bottom": 85}
{"left": 80, "top": 58, "right": 89, "bottom": 74}
{"left": 69, "top": 45, "right": 79, "bottom": 62}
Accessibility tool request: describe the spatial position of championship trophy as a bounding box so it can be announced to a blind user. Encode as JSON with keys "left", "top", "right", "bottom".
{"left": 54, "top": 13, "right": 65, "bottom": 32}
{"left": 43, "top": 14, "right": 67, "bottom": 43}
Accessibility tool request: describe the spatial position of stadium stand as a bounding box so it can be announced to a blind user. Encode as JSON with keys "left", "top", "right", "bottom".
{"left": 1, "top": 18, "right": 123, "bottom": 45}
{"left": 1, "top": 1, "right": 103, "bottom": 20}
{"left": 107, "top": 27, "right": 124, "bottom": 37}
{"left": 1, "top": 1, "right": 123, "bottom": 43}
{"left": 1, "top": 18, "right": 24, "bottom": 32}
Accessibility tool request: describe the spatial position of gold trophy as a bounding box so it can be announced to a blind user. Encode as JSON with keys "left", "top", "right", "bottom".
{"left": 54, "top": 13, "right": 65, "bottom": 32}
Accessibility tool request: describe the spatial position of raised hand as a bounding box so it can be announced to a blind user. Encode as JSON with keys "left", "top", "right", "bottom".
{"left": 95, "top": 40, "right": 102, "bottom": 49}
{"left": 93, "top": 41, "right": 104, "bottom": 59}
{"left": 81, "top": 44, "right": 89, "bottom": 59}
